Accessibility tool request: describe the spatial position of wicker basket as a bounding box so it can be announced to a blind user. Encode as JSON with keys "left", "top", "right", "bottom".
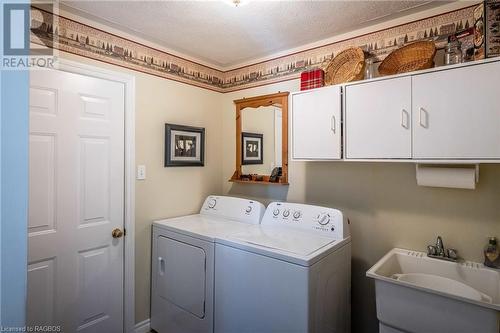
{"left": 378, "top": 41, "right": 436, "bottom": 76}
{"left": 323, "top": 47, "right": 365, "bottom": 85}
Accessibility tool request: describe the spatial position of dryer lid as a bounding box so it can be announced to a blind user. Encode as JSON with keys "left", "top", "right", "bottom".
{"left": 228, "top": 226, "right": 334, "bottom": 256}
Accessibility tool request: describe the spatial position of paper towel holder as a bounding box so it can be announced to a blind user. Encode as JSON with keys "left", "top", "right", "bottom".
{"left": 415, "top": 164, "right": 479, "bottom": 189}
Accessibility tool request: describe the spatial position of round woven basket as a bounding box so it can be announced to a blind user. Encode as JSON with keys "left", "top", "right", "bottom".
{"left": 323, "top": 47, "right": 365, "bottom": 85}
{"left": 378, "top": 41, "right": 436, "bottom": 76}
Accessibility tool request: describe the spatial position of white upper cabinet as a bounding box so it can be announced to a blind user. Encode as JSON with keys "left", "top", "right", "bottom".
{"left": 292, "top": 85, "right": 342, "bottom": 160}
{"left": 345, "top": 77, "right": 412, "bottom": 159}
{"left": 412, "top": 61, "right": 500, "bottom": 159}
{"left": 291, "top": 59, "right": 500, "bottom": 162}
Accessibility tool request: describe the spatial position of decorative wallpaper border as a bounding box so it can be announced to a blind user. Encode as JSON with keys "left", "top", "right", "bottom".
{"left": 30, "top": 7, "right": 225, "bottom": 92}
{"left": 222, "top": 5, "right": 476, "bottom": 92}
{"left": 30, "top": 5, "right": 475, "bottom": 93}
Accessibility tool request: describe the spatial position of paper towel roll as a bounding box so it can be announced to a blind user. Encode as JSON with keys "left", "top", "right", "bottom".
{"left": 416, "top": 164, "right": 478, "bottom": 190}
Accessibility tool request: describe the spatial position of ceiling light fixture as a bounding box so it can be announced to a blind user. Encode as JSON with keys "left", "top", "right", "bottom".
{"left": 224, "top": 0, "right": 249, "bottom": 7}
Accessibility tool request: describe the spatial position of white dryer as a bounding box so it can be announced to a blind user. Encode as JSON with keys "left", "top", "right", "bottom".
{"left": 151, "top": 195, "right": 265, "bottom": 333}
{"left": 214, "top": 201, "right": 351, "bottom": 333}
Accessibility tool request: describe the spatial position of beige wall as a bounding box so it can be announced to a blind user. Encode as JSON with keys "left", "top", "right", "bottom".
{"left": 60, "top": 52, "right": 223, "bottom": 323}
{"left": 221, "top": 79, "right": 500, "bottom": 332}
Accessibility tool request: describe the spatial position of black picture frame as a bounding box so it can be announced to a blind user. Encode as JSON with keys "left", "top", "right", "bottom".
{"left": 165, "top": 123, "right": 205, "bottom": 167}
{"left": 241, "top": 132, "right": 263, "bottom": 165}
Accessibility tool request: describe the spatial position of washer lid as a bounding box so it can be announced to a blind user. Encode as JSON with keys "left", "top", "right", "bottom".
{"left": 228, "top": 226, "right": 334, "bottom": 256}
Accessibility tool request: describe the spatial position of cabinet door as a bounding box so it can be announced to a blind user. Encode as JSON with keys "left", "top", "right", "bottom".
{"left": 412, "top": 61, "right": 500, "bottom": 159}
{"left": 345, "top": 77, "right": 411, "bottom": 159}
{"left": 292, "top": 85, "right": 341, "bottom": 160}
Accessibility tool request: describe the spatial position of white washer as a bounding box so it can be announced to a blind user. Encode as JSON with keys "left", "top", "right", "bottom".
{"left": 214, "top": 201, "right": 351, "bottom": 333}
{"left": 151, "top": 195, "right": 265, "bottom": 333}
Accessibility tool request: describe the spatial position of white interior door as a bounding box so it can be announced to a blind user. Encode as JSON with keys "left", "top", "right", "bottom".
{"left": 28, "top": 69, "right": 125, "bottom": 332}
{"left": 292, "top": 85, "right": 342, "bottom": 160}
{"left": 412, "top": 61, "right": 500, "bottom": 159}
{"left": 345, "top": 77, "right": 412, "bottom": 159}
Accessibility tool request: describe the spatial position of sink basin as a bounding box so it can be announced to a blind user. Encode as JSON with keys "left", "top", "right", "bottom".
{"left": 367, "top": 248, "right": 500, "bottom": 333}
{"left": 392, "top": 273, "right": 493, "bottom": 303}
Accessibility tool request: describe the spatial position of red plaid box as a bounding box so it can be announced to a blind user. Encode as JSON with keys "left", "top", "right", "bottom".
{"left": 300, "top": 69, "right": 324, "bottom": 91}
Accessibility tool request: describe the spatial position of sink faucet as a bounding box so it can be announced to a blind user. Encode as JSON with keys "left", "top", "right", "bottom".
{"left": 427, "top": 236, "right": 459, "bottom": 262}
{"left": 436, "top": 236, "right": 445, "bottom": 256}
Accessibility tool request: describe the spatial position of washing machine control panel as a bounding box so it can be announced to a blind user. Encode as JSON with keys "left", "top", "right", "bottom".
{"left": 262, "top": 202, "right": 348, "bottom": 239}
{"left": 201, "top": 196, "right": 265, "bottom": 225}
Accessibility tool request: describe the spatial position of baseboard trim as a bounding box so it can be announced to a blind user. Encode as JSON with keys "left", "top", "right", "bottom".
{"left": 134, "top": 319, "right": 151, "bottom": 333}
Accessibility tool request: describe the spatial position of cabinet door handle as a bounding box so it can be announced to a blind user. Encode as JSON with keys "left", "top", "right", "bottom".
{"left": 331, "top": 115, "right": 336, "bottom": 134}
{"left": 158, "top": 257, "right": 165, "bottom": 276}
{"left": 401, "top": 109, "right": 409, "bottom": 129}
{"left": 419, "top": 107, "right": 429, "bottom": 128}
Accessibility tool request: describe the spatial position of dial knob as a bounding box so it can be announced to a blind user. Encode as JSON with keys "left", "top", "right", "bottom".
{"left": 272, "top": 209, "right": 280, "bottom": 216}
{"left": 293, "top": 211, "right": 302, "bottom": 219}
{"left": 207, "top": 198, "right": 217, "bottom": 209}
{"left": 283, "top": 210, "right": 290, "bottom": 218}
{"left": 318, "top": 213, "right": 330, "bottom": 225}
{"left": 245, "top": 206, "right": 252, "bottom": 213}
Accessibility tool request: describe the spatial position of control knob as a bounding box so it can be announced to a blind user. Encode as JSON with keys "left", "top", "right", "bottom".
{"left": 272, "top": 209, "right": 280, "bottom": 216}
{"left": 245, "top": 206, "right": 252, "bottom": 213}
{"left": 318, "top": 213, "right": 330, "bottom": 225}
{"left": 207, "top": 198, "right": 217, "bottom": 209}
{"left": 293, "top": 211, "right": 302, "bottom": 219}
{"left": 283, "top": 209, "right": 290, "bottom": 218}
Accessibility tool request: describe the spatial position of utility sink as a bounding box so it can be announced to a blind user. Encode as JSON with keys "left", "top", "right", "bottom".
{"left": 367, "top": 248, "right": 500, "bottom": 333}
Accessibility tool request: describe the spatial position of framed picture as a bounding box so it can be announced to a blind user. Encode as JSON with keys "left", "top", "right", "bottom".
{"left": 165, "top": 124, "right": 205, "bottom": 167}
{"left": 241, "top": 132, "right": 263, "bottom": 165}
{"left": 486, "top": 0, "right": 500, "bottom": 58}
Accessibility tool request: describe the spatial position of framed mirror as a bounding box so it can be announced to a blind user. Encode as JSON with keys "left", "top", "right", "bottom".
{"left": 230, "top": 92, "right": 289, "bottom": 185}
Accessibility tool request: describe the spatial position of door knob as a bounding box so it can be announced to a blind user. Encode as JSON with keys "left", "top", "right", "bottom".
{"left": 112, "top": 228, "right": 124, "bottom": 238}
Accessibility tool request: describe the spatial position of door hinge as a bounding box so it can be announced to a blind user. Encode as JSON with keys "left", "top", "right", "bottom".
{"left": 123, "top": 228, "right": 127, "bottom": 236}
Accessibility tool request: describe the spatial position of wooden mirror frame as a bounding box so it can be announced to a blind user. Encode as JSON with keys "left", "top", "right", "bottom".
{"left": 230, "top": 92, "right": 290, "bottom": 185}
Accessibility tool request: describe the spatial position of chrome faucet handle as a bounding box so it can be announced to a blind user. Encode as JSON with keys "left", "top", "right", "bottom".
{"left": 427, "top": 245, "right": 437, "bottom": 256}
{"left": 447, "top": 248, "right": 458, "bottom": 260}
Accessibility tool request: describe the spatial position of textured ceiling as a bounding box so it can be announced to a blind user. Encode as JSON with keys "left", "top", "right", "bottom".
{"left": 62, "top": 1, "right": 449, "bottom": 69}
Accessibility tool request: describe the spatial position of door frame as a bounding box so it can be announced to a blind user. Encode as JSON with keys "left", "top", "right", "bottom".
{"left": 56, "top": 59, "right": 136, "bottom": 333}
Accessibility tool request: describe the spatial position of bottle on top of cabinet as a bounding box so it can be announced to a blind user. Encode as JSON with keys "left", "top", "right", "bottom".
{"left": 484, "top": 237, "right": 500, "bottom": 269}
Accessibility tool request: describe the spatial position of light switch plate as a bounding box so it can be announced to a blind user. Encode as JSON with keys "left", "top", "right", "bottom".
{"left": 137, "top": 165, "right": 146, "bottom": 180}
